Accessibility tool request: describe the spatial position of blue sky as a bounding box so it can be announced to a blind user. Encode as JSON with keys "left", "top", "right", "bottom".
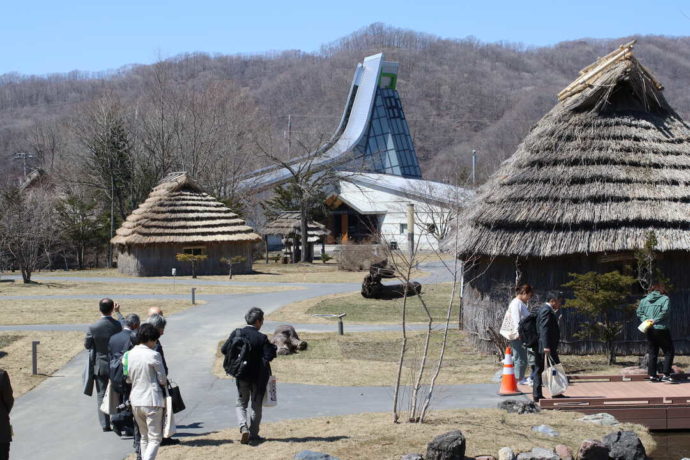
{"left": 2, "top": 0, "right": 689, "bottom": 75}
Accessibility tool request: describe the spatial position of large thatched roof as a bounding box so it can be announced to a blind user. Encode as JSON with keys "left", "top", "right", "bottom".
{"left": 261, "top": 211, "right": 329, "bottom": 243}
{"left": 455, "top": 41, "right": 690, "bottom": 258}
{"left": 112, "top": 172, "right": 261, "bottom": 246}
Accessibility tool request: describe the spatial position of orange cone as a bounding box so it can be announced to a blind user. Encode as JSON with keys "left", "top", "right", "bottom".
{"left": 498, "top": 346, "right": 523, "bottom": 396}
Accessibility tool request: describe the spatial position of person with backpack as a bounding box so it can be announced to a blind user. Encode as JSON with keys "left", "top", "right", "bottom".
{"left": 108, "top": 313, "right": 141, "bottom": 458}
{"left": 637, "top": 284, "right": 677, "bottom": 383}
{"left": 221, "top": 307, "right": 277, "bottom": 445}
{"left": 532, "top": 291, "right": 564, "bottom": 402}
{"left": 500, "top": 284, "right": 533, "bottom": 385}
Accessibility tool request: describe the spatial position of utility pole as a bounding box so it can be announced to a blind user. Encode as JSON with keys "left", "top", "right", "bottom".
{"left": 471, "top": 149, "right": 477, "bottom": 186}
{"left": 407, "top": 203, "right": 415, "bottom": 261}
{"left": 13, "top": 152, "right": 35, "bottom": 178}
{"left": 286, "top": 114, "right": 292, "bottom": 159}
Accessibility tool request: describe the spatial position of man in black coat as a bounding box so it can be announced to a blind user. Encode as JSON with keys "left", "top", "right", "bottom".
{"left": 85, "top": 298, "right": 123, "bottom": 431}
{"left": 221, "top": 307, "right": 277, "bottom": 445}
{"left": 533, "top": 292, "right": 564, "bottom": 402}
{"left": 0, "top": 369, "right": 13, "bottom": 460}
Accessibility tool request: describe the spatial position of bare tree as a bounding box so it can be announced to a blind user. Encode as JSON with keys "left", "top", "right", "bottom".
{"left": 0, "top": 187, "right": 55, "bottom": 283}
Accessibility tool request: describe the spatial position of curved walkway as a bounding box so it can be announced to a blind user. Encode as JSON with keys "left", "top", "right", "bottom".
{"left": 9, "top": 262, "right": 522, "bottom": 460}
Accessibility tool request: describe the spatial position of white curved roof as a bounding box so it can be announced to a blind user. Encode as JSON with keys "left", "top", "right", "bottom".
{"left": 241, "top": 54, "right": 387, "bottom": 192}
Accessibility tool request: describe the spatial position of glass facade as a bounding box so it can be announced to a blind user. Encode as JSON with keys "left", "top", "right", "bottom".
{"left": 354, "top": 88, "right": 422, "bottom": 178}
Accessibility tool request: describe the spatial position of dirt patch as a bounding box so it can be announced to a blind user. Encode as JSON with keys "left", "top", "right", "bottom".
{"left": 127, "top": 409, "right": 654, "bottom": 460}
{"left": 0, "top": 330, "right": 84, "bottom": 397}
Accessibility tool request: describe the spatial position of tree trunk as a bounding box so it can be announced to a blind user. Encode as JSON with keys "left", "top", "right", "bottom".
{"left": 300, "top": 203, "right": 311, "bottom": 263}
{"left": 21, "top": 268, "right": 31, "bottom": 283}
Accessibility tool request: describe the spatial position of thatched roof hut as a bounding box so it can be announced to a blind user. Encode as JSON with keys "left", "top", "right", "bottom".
{"left": 455, "top": 42, "right": 690, "bottom": 354}
{"left": 112, "top": 172, "right": 261, "bottom": 276}
{"left": 262, "top": 212, "right": 329, "bottom": 243}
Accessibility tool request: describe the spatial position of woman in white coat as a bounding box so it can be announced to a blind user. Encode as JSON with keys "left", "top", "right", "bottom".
{"left": 500, "top": 284, "right": 533, "bottom": 385}
{"left": 127, "top": 323, "right": 168, "bottom": 460}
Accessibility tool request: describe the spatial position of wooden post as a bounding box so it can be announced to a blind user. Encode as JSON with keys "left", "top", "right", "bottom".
{"left": 191, "top": 288, "right": 196, "bottom": 305}
{"left": 32, "top": 341, "right": 40, "bottom": 375}
{"left": 265, "top": 235, "right": 269, "bottom": 264}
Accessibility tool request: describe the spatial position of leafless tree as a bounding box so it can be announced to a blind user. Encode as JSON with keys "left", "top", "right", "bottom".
{"left": 0, "top": 186, "right": 56, "bottom": 283}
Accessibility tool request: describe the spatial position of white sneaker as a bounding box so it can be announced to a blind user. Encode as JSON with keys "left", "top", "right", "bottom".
{"left": 518, "top": 378, "right": 529, "bottom": 385}
{"left": 526, "top": 378, "right": 534, "bottom": 386}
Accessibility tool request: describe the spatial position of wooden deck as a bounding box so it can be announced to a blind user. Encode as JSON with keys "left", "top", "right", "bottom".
{"left": 517, "top": 375, "right": 690, "bottom": 430}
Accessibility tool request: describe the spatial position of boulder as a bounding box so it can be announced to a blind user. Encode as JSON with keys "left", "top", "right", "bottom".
{"left": 475, "top": 457, "right": 496, "bottom": 460}
{"left": 516, "top": 447, "right": 558, "bottom": 460}
{"left": 577, "top": 440, "right": 609, "bottom": 460}
{"left": 554, "top": 444, "right": 573, "bottom": 460}
{"left": 498, "top": 400, "right": 540, "bottom": 414}
{"left": 401, "top": 455, "right": 424, "bottom": 460}
{"left": 294, "top": 451, "right": 340, "bottom": 460}
{"left": 531, "top": 424, "right": 559, "bottom": 437}
{"left": 577, "top": 413, "right": 620, "bottom": 426}
{"left": 426, "top": 430, "right": 466, "bottom": 460}
{"left": 602, "top": 431, "right": 647, "bottom": 460}
{"left": 271, "top": 325, "right": 308, "bottom": 356}
{"left": 498, "top": 447, "right": 516, "bottom": 460}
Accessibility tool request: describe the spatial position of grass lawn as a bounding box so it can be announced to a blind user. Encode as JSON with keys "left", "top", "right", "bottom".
{"left": 4, "top": 258, "right": 429, "bottom": 285}
{"left": 0, "top": 298, "right": 201, "bottom": 326}
{"left": 268, "top": 283, "right": 459, "bottom": 325}
{"left": 0, "top": 330, "right": 84, "bottom": 397}
{"left": 215, "top": 329, "right": 498, "bottom": 386}
{"left": 128, "top": 409, "right": 654, "bottom": 460}
{"left": 0, "top": 280, "right": 301, "bottom": 297}
{"left": 215, "top": 327, "right": 690, "bottom": 387}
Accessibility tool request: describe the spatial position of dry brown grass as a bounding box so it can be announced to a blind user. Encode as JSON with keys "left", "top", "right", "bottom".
{"left": 214, "top": 330, "right": 500, "bottom": 386}
{"left": 0, "top": 298, "right": 201, "bottom": 326}
{"left": 5, "top": 259, "right": 429, "bottom": 284}
{"left": 267, "top": 283, "right": 458, "bottom": 325}
{"left": 132, "top": 409, "right": 654, "bottom": 460}
{"left": 0, "top": 330, "right": 84, "bottom": 397}
{"left": 0, "top": 280, "right": 301, "bottom": 297}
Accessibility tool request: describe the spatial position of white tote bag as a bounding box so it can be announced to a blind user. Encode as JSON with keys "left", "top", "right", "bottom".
{"left": 99, "top": 381, "right": 119, "bottom": 415}
{"left": 541, "top": 355, "right": 568, "bottom": 396}
{"left": 499, "top": 309, "right": 518, "bottom": 341}
{"left": 163, "top": 392, "right": 177, "bottom": 438}
{"left": 263, "top": 375, "right": 278, "bottom": 407}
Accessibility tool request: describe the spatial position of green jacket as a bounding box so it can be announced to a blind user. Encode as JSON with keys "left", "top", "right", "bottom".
{"left": 636, "top": 291, "right": 670, "bottom": 330}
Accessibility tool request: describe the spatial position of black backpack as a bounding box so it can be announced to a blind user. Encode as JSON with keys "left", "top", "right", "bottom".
{"left": 222, "top": 329, "right": 253, "bottom": 379}
{"left": 518, "top": 312, "right": 539, "bottom": 349}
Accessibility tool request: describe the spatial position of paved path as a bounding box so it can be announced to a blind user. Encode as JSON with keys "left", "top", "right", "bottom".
{"left": 8, "top": 261, "right": 517, "bottom": 460}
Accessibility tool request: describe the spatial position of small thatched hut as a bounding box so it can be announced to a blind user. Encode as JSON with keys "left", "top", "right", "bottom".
{"left": 112, "top": 172, "right": 261, "bottom": 276}
{"left": 261, "top": 211, "right": 330, "bottom": 262}
{"left": 455, "top": 42, "right": 690, "bottom": 354}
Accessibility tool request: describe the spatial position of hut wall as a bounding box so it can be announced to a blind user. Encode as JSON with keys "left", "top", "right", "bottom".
{"left": 464, "top": 253, "right": 690, "bottom": 355}
{"left": 116, "top": 242, "right": 254, "bottom": 277}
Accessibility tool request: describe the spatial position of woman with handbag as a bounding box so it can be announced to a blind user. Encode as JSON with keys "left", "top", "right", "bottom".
{"left": 126, "top": 323, "right": 168, "bottom": 460}
{"left": 500, "top": 284, "right": 533, "bottom": 385}
{"left": 637, "top": 284, "right": 677, "bottom": 384}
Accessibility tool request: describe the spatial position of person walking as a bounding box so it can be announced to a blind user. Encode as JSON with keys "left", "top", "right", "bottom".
{"left": 0, "top": 369, "right": 13, "bottom": 460}
{"left": 146, "top": 313, "right": 177, "bottom": 446}
{"left": 500, "top": 284, "right": 533, "bottom": 385}
{"left": 637, "top": 284, "right": 677, "bottom": 383}
{"left": 127, "top": 323, "right": 168, "bottom": 460}
{"left": 109, "top": 313, "right": 141, "bottom": 457}
{"left": 532, "top": 292, "right": 564, "bottom": 402}
{"left": 221, "top": 307, "right": 277, "bottom": 445}
{"left": 84, "top": 298, "right": 123, "bottom": 431}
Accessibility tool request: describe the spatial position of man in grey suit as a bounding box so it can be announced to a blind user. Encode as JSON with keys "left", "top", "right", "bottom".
{"left": 85, "top": 298, "right": 123, "bottom": 431}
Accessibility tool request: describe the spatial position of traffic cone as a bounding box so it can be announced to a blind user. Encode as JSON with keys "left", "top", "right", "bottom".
{"left": 498, "top": 346, "right": 522, "bottom": 396}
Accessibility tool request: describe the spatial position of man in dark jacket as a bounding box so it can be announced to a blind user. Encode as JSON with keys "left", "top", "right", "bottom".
{"left": 221, "top": 307, "right": 277, "bottom": 445}
{"left": 0, "top": 369, "right": 13, "bottom": 460}
{"left": 533, "top": 292, "right": 564, "bottom": 402}
{"left": 85, "top": 298, "right": 123, "bottom": 431}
